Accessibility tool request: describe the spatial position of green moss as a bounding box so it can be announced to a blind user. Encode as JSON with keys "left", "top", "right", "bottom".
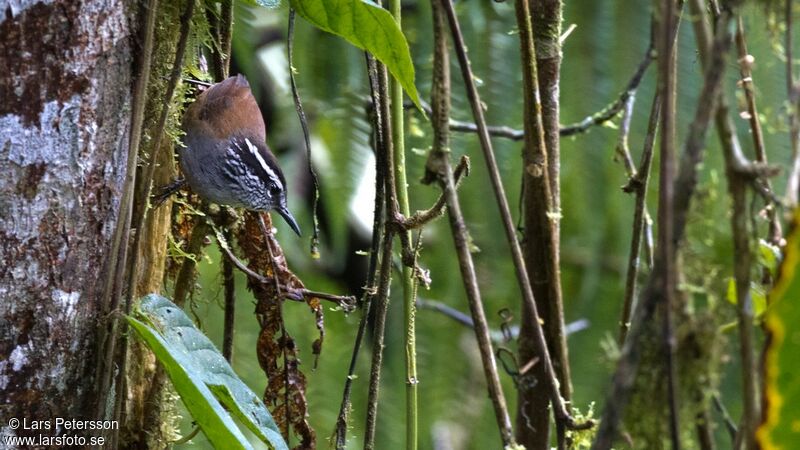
{"left": 622, "top": 306, "right": 723, "bottom": 449}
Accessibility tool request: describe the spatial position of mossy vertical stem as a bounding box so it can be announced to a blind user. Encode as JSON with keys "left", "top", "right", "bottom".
{"left": 388, "top": 1, "right": 418, "bottom": 449}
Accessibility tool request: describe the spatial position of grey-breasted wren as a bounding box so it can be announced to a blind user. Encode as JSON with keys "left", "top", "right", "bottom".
{"left": 180, "top": 74, "right": 301, "bottom": 235}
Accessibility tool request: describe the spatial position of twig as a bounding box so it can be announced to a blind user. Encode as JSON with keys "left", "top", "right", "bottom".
{"left": 441, "top": 0, "right": 591, "bottom": 432}
{"left": 96, "top": 0, "right": 160, "bottom": 443}
{"left": 560, "top": 39, "right": 655, "bottom": 137}
{"left": 172, "top": 426, "right": 201, "bottom": 445}
{"left": 384, "top": 1, "right": 420, "bottom": 448}
{"left": 672, "top": 4, "right": 731, "bottom": 263}
{"left": 333, "top": 52, "right": 387, "bottom": 449}
{"left": 735, "top": 16, "right": 781, "bottom": 243}
{"left": 696, "top": 407, "right": 715, "bottom": 450}
{"left": 278, "top": 298, "right": 291, "bottom": 445}
{"left": 206, "top": 0, "right": 233, "bottom": 81}
{"left": 615, "top": 93, "right": 638, "bottom": 179}
{"left": 592, "top": 5, "right": 738, "bottom": 448}
{"left": 288, "top": 10, "right": 322, "bottom": 256}
{"left": 416, "top": 299, "right": 474, "bottom": 328}
{"left": 618, "top": 93, "right": 661, "bottom": 345}
{"left": 363, "top": 230, "right": 395, "bottom": 450}
{"left": 426, "top": 1, "right": 516, "bottom": 445}
{"left": 363, "top": 51, "right": 396, "bottom": 450}
{"left": 692, "top": 5, "right": 759, "bottom": 448}
{"left": 216, "top": 237, "right": 355, "bottom": 310}
{"left": 735, "top": 20, "right": 766, "bottom": 163}
{"left": 656, "top": 1, "right": 681, "bottom": 447}
{"left": 126, "top": 0, "right": 196, "bottom": 309}
{"left": 220, "top": 218, "right": 235, "bottom": 362}
{"left": 447, "top": 118, "right": 524, "bottom": 140}
{"left": 712, "top": 394, "right": 738, "bottom": 444}
{"left": 106, "top": 2, "right": 195, "bottom": 439}
{"left": 408, "top": 43, "right": 653, "bottom": 144}
{"left": 219, "top": 0, "right": 233, "bottom": 77}
{"left": 401, "top": 157, "right": 468, "bottom": 230}
{"left": 174, "top": 217, "right": 212, "bottom": 307}
{"left": 417, "top": 299, "right": 589, "bottom": 340}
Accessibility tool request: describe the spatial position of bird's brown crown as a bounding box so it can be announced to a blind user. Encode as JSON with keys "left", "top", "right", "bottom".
{"left": 184, "top": 74, "right": 266, "bottom": 143}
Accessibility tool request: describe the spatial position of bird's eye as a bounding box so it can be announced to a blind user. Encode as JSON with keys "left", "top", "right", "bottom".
{"left": 269, "top": 186, "right": 281, "bottom": 197}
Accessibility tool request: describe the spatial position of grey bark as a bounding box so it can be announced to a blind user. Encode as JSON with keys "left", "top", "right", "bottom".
{"left": 0, "top": 0, "right": 132, "bottom": 440}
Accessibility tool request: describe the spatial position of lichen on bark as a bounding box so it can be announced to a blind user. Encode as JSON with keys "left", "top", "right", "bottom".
{"left": 0, "top": 0, "right": 133, "bottom": 433}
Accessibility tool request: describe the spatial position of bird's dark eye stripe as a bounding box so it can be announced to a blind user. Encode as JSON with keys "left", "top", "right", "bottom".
{"left": 226, "top": 139, "right": 285, "bottom": 195}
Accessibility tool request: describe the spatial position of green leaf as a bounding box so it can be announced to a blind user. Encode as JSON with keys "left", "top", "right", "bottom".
{"left": 725, "top": 278, "right": 767, "bottom": 318}
{"left": 759, "top": 239, "right": 782, "bottom": 278}
{"left": 289, "top": 0, "right": 421, "bottom": 109}
{"left": 128, "top": 295, "right": 288, "bottom": 450}
{"left": 758, "top": 211, "right": 800, "bottom": 448}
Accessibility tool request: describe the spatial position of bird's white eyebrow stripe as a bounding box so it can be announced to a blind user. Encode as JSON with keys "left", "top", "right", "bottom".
{"left": 244, "top": 138, "right": 282, "bottom": 190}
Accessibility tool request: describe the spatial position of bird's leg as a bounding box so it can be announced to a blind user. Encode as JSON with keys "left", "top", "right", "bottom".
{"left": 151, "top": 177, "right": 186, "bottom": 207}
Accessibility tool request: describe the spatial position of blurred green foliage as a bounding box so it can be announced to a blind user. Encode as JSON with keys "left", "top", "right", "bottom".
{"left": 178, "top": 1, "right": 793, "bottom": 448}
{"left": 759, "top": 212, "right": 800, "bottom": 448}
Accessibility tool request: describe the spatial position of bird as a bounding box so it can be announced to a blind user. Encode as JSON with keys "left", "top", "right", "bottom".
{"left": 178, "top": 74, "right": 301, "bottom": 236}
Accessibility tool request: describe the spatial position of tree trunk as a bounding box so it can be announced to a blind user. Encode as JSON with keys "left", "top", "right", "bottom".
{"left": 0, "top": 0, "right": 133, "bottom": 439}
{"left": 517, "top": 0, "right": 571, "bottom": 448}
{"left": 120, "top": 2, "right": 184, "bottom": 447}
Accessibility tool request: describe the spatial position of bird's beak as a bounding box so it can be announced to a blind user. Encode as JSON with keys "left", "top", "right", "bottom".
{"left": 277, "top": 206, "right": 301, "bottom": 236}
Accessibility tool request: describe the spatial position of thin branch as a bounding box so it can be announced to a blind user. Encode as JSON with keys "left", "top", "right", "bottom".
{"left": 172, "top": 426, "right": 201, "bottom": 445}
{"left": 418, "top": 34, "right": 653, "bottom": 141}
{"left": 288, "top": 10, "right": 322, "bottom": 256}
{"left": 216, "top": 237, "right": 355, "bottom": 310}
{"left": 447, "top": 116, "right": 525, "bottom": 140}
{"left": 696, "top": 407, "right": 715, "bottom": 450}
{"left": 333, "top": 52, "right": 387, "bottom": 450}
{"left": 220, "top": 214, "right": 236, "bottom": 362}
{"left": 712, "top": 394, "right": 738, "bottom": 444}
{"left": 99, "top": 0, "right": 195, "bottom": 432}
{"left": 618, "top": 93, "right": 661, "bottom": 345}
{"left": 206, "top": 0, "right": 232, "bottom": 81}
{"left": 416, "top": 299, "right": 474, "bottom": 328}
{"left": 173, "top": 217, "right": 212, "bottom": 306}
{"left": 383, "top": 1, "right": 420, "bottom": 447}
{"left": 441, "top": 0, "right": 591, "bottom": 431}
{"left": 126, "top": 0, "right": 196, "bottom": 308}
{"left": 364, "top": 52, "right": 396, "bottom": 450}
{"left": 96, "top": 0, "right": 160, "bottom": 440}
{"left": 560, "top": 40, "right": 655, "bottom": 137}
{"left": 693, "top": 4, "right": 759, "bottom": 448}
{"left": 213, "top": 0, "right": 235, "bottom": 370}
{"left": 592, "top": 5, "right": 737, "bottom": 448}
{"left": 735, "top": 16, "right": 781, "bottom": 243}
{"left": 425, "top": 1, "right": 516, "bottom": 445}
{"left": 219, "top": 0, "right": 233, "bottom": 77}
{"left": 417, "top": 299, "right": 589, "bottom": 341}
{"left": 401, "top": 157, "right": 468, "bottom": 230}
{"left": 364, "top": 230, "right": 395, "bottom": 450}
{"left": 615, "top": 93, "right": 638, "bottom": 178}
{"left": 656, "top": 1, "right": 681, "bottom": 447}
{"left": 406, "top": 37, "right": 653, "bottom": 146}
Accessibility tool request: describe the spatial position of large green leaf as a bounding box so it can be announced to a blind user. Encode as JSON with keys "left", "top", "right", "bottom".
{"left": 758, "top": 211, "right": 800, "bottom": 448}
{"left": 128, "top": 294, "right": 288, "bottom": 450}
{"left": 289, "top": 0, "right": 421, "bottom": 108}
